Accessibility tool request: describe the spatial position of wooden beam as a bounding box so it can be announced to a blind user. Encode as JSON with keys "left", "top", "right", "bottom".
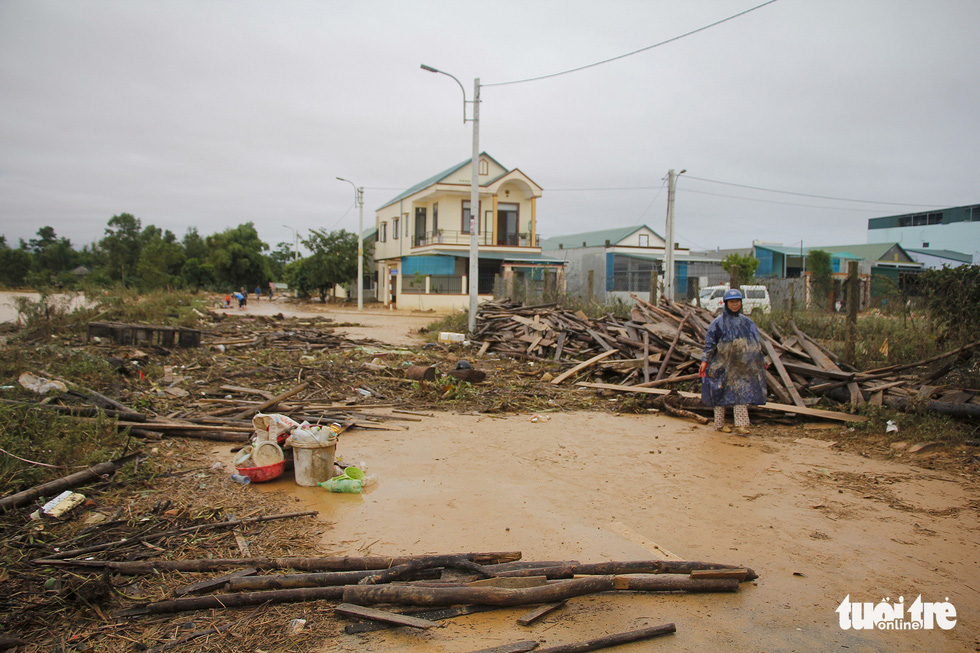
{"left": 334, "top": 603, "right": 443, "bottom": 629}
{"left": 550, "top": 350, "right": 617, "bottom": 385}
{"left": 576, "top": 382, "right": 867, "bottom": 423}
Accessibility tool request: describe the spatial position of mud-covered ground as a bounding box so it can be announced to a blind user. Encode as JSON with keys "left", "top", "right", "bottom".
{"left": 1, "top": 294, "right": 978, "bottom": 652}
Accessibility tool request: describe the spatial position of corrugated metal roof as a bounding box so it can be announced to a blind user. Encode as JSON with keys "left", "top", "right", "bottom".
{"left": 377, "top": 153, "right": 507, "bottom": 210}
{"left": 541, "top": 225, "right": 663, "bottom": 249}
{"left": 905, "top": 248, "right": 973, "bottom": 263}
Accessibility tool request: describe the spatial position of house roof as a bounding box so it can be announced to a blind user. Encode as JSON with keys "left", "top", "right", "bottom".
{"left": 813, "top": 242, "right": 915, "bottom": 262}
{"left": 541, "top": 225, "right": 665, "bottom": 250}
{"left": 905, "top": 248, "right": 973, "bottom": 263}
{"left": 753, "top": 243, "right": 860, "bottom": 259}
{"left": 378, "top": 152, "right": 508, "bottom": 210}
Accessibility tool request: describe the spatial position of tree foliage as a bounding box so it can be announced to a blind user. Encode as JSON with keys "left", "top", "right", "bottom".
{"left": 919, "top": 264, "right": 980, "bottom": 343}
{"left": 100, "top": 213, "right": 143, "bottom": 282}
{"left": 204, "top": 222, "right": 270, "bottom": 290}
{"left": 807, "top": 250, "right": 833, "bottom": 304}
{"left": 721, "top": 253, "right": 759, "bottom": 288}
{"left": 286, "top": 229, "right": 358, "bottom": 301}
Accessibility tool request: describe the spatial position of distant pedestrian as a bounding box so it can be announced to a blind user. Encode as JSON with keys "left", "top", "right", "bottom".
{"left": 233, "top": 291, "right": 245, "bottom": 309}
{"left": 255, "top": 286, "right": 262, "bottom": 301}
{"left": 268, "top": 282, "right": 275, "bottom": 300}
{"left": 699, "top": 288, "right": 766, "bottom": 435}
{"left": 239, "top": 288, "right": 247, "bottom": 308}
{"left": 223, "top": 295, "right": 231, "bottom": 309}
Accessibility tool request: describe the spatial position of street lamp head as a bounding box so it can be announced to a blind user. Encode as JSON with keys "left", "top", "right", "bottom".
{"left": 679, "top": 169, "right": 687, "bottom": 175}
{"left": 420, "top": 64, "right": 439, "bottom": 73}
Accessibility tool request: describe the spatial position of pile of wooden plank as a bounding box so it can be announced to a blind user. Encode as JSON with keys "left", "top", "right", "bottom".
{"left": 473, "top": 297, "right": 980, "bottom": 421}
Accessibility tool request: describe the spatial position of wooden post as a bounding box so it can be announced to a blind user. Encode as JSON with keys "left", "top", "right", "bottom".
{"left": 845, "top": 261, "right": 859, "bottom": 366}
{"left": 649, "top": 269, "right": 658, "bottom": 304}
{"left": 689, "top": 276, "right": 699, "bottom": 306}
{"left": 587, "top": 270, "right": 594, "bottom": 303}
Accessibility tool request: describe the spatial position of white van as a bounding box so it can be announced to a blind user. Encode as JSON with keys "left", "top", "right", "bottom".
{"left": 695, "top": 284, "right": 771, "bottom": 315}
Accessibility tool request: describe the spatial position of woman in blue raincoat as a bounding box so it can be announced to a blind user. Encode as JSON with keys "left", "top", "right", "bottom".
{"left": 698, "top": 288, "right": 767, "bottom": 434}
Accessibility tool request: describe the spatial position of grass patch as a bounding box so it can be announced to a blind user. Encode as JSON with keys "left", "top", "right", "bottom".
{"left": 852, "top": 402, "right": 977, "bottom": 444}
{"left": 0, "top": 403, "right": 133, "bottom": 493}
{"left": 758, "top": 309, "right": 949, "bottom": 369}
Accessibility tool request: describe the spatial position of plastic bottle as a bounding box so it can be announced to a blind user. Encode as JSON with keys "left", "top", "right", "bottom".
{"left": 230, "top": 474, "right": 252, "bottom": 485}
{"left": 361, "top": 474, "right": 378, "bottom": 488}
{"left": 318, "top": 477, "right": 362, "bottom": 493}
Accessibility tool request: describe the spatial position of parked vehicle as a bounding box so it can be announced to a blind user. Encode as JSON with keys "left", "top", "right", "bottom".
{"left": 695, "top": 284, "right": 771, "bottom": 315}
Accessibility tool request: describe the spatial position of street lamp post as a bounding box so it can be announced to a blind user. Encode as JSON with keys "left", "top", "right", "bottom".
{"left": 421, "top": 64, "right": 480, "bottom": 334}
{"left": 337, "top": 177, "right": 364, "bottom": 311}
{"left": 282, "top": 224, "right": 298, "bottom": 262}
{"left": 663, "top": 168, "right": 686, "bottom": 302}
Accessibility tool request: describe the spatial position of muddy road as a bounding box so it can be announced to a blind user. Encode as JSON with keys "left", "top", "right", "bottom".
{"left": 204, "top": 302, "right": 980, "bottom": 652}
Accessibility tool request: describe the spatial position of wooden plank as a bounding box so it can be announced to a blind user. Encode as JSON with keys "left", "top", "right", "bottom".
{"left": 764, "top": 370, "right": 793, "bottom": 406}
{"left": 516, "top": 601, "right": 566, "bottom": 626}
{"left": 576, "top": 382, "right": 867, "bottom": 423}
{"left": 550, "top": 350, "right": 617, "bottom": 385}
{"left": 219, "top": 385, "right": 274, "bottom": 400}
{"left": 762, "top": 339, "right": 806, "bottom": 408}
{"left": 689, "top": 568, "right": 748, "bottom": 580}
{"left": 334, "top": 603, "right": 444, "bottom": 629}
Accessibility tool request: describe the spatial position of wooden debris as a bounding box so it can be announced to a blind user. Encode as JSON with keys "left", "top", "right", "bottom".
{"left": 334, "top": 603, "right": 444, "bottom": 629}
{"left": 516, "top": 601, "right": 566, "bottom": 626}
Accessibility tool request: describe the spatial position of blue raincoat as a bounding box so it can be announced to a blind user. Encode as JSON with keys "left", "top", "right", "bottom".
{"left": 701, "top": 305, "right": 767, "bottom": 406}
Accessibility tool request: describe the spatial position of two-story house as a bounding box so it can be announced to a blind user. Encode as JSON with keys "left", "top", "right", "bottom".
{"left": 373, "top": 153, "right": 565, "bottom": 310}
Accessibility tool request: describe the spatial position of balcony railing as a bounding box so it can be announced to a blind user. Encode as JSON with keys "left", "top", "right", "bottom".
{"left": 412, "top": 229, "right": 537, "bottom": 248}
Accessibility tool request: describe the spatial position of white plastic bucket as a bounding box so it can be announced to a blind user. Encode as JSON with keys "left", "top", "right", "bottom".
{"left": 290, "top": 436, "right": 337, "bottom": 487}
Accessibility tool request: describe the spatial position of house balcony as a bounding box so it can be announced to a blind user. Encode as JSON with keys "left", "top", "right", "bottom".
{"left": 411, "top": 229, "right": 539, "bottom": 249}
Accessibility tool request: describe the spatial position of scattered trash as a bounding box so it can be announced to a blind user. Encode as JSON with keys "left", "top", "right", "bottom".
{"left": 287, "top": 425, "right": 337, "bottom": 487}
{"left": 30, "top": 490, "right": 86, "bottom": 520}
{"left": 18, "top": 372, "right": 68, "bottom": 395}
{"left": 885, "top": 420, "right": 899, "bottom": 433}
{"left": 318, "top": 477, "right": 362, "bottom": 493}
{"left": 438, "top": 331, "right": 466, "bottom": 344}
{"left": 230, "top": 474, "right": 252, "bottom": 485}
{"left": 287, "top": 618, "right": 307, "bottom": 635}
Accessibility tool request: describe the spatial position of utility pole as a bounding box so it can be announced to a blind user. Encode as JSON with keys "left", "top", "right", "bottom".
{"left": 664, "top": 168, "right": 685, "bottom": 302}
{"left": 468, "top": 78, "right": 480, "bottom": 334}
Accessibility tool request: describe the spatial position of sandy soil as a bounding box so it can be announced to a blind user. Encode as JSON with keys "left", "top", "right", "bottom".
{"left": 202, "top": 302, "right": 980, "bottom": 652}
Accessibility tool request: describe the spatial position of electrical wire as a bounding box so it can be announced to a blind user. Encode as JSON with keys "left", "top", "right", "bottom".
{"left": 682, "top": 188, "right": 887, "bottom": 212}
{"left": 483, "top": 0, "right": 780, "bottom": 88}
{"left": 684, "top": 175, "right": 940, "bottom": 208}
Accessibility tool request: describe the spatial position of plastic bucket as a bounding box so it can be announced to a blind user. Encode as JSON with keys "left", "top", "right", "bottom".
{"left": 290, "top": 437, "right": 337, "bottom": 487}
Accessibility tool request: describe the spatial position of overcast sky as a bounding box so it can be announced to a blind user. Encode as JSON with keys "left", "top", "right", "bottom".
{"left": 2, "top": 0, "right": 978, "bottom": 256}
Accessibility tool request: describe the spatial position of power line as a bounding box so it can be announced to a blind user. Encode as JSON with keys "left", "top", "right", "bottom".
{"left": 683, "top": 188, "right": 885, "bottom": 212}
{"left": 483, "top": 0, "right": 780, "bottom": 88}
{"left": 684, "top": 175, "right": 940, "bottom": 208}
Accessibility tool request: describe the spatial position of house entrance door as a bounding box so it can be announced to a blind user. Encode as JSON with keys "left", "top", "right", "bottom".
{"left": 496, "top": 203, "right": 519, "bottom": 246}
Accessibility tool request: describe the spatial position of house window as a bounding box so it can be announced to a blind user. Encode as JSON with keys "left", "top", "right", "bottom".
{"left": 462, "top": 201, "right": 480, "bottom": 234}
{"left": 638, "top": 234, "right": 649, "bottom": 247}
{"left": 392, "top": 217, "right": 399, "bottom": 239}
{"left": 479, "top": 159, "right": 488, "bottom": 176}
{"left": 380, "top": 222, "right": 387, "bottom": 243}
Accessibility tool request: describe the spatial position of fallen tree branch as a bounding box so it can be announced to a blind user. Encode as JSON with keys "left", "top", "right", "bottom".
{"left": 36, "top": 551, "right": 523, "bottom": 574}
{"left": 343, "top": 575, "right": 739, "bottom": 608}
{"left": 0, "top": 452, "right": 142, "bottom": 512}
